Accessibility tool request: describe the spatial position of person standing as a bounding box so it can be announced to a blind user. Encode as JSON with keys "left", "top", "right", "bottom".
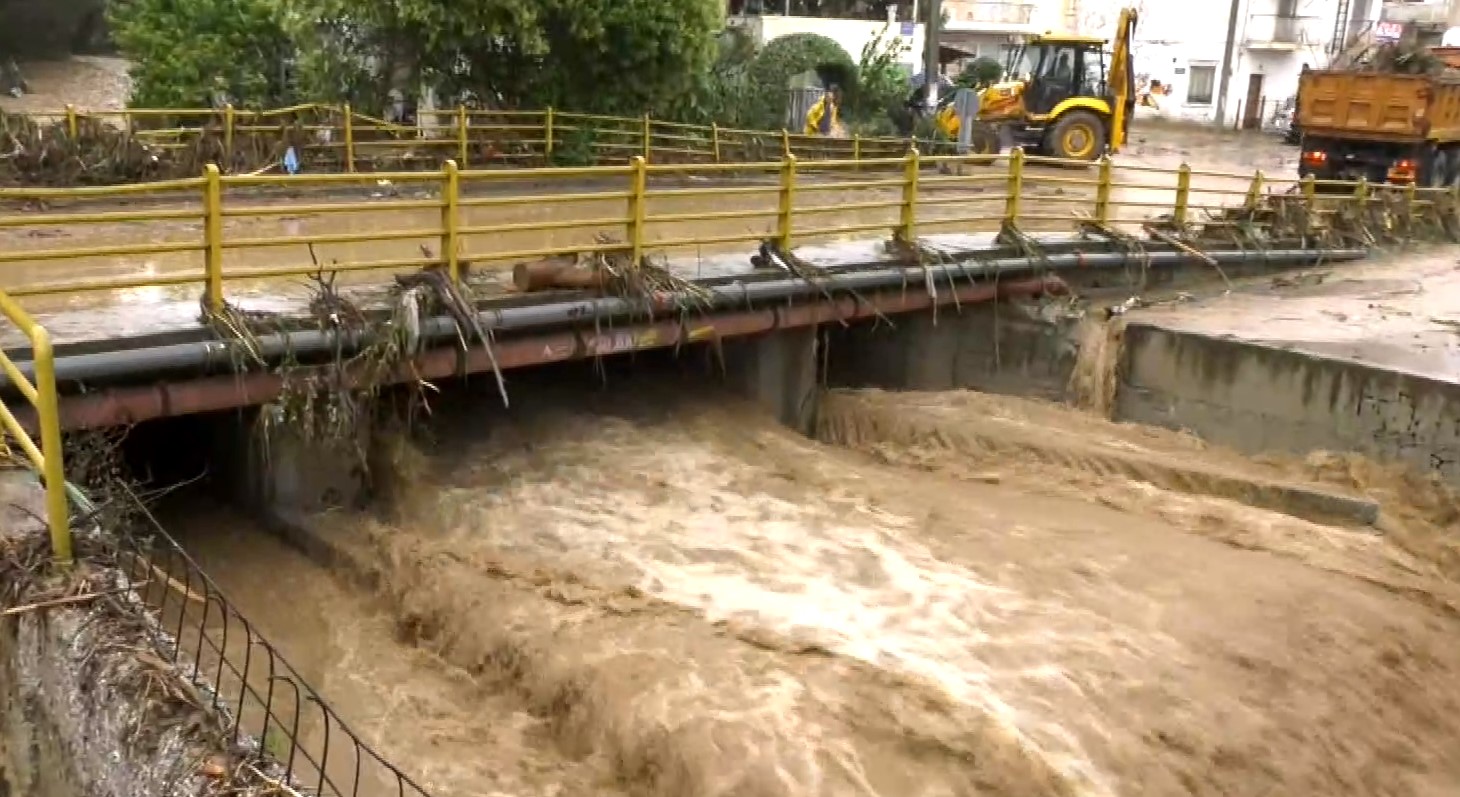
{"left": 804, "top": 85, "right": 842, "bottom": 136}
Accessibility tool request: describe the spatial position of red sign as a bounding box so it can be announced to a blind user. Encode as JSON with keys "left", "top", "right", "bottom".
{"left": 1375, "top": 21, "right": 1405, "bottom": 41}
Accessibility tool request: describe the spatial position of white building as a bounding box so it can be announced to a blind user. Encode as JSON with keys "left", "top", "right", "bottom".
{"left": 940, "top": 1, "right": 1056, "bottom": 60}
{"left": 1077, "top": 0, "right": 1382, "bottom": 127}
{"left": 727, "top": 14, "right": 928, "bottom": 72}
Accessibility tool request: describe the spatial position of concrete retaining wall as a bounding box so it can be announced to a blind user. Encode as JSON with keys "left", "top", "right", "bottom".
{"left": 826, "top": 302, "right": 1083, "bottom": 400}
{"left": 1117, "top": 323, "right": 1460, "bottom": 484}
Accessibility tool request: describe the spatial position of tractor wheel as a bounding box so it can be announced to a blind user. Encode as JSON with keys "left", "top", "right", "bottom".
{"left": 1046, "top": 111, "right": 1107, "bottom": 162}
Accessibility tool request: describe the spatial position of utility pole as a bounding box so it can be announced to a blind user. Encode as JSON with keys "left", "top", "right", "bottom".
{"left": 923, "top": 0, "right": 942, "bottom": 111}
{"left": 1213, "top": 0, "right": 1243, "bottom": 127}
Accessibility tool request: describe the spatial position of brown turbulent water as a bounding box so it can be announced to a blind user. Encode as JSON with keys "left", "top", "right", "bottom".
{"left": 163, "top": 363, "right": 1460, "bottom": 797}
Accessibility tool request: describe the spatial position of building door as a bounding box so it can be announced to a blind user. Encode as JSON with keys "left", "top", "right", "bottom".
{"left": 1243, "top": 74, "right": 1264, "bottom": 130}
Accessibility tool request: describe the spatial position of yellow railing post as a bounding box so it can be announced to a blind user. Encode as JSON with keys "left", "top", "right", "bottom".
{"left": 1004, "top": 147, "right": 1025, "bottom": 226}
{"left": 65, "top": 105, "right": 78, "bottom": 139}
{"left": 777, "top": 154, "right": 798, "bottom": 251}
{"left": 457, "top": 105, "right": 469, "bottom": 166}
{"left": 1301, "top": 174, "right": 1317, "bottom": 237}
{"left": 441, "top": 160, "right": 461, "bottom": 283}
{"left": 853, "top": 134, "right": 862, "bottom": 162}
{"left": 781, "top": 129, "right": 791, "bottom": 159}
{"left": 711, "top": 123, "right": 721, "bottom": 163}
{"left": 545, "top": 107, "right": 555, "bottom": 162}
{"left": 1094, "top": 155, "right": 1113, "bottom": 225}
{"left": 899, "top": 148, "right": 920, "bottom": 242}
{"left": 642, "top": 114, "right": 652, "bottom": 162}
{"left": 203, "top": 164, "right": 224, "bottom": 313}
{"left": 628, "top": 155, "right": 647, "bottom": 264}
{"left": 1355, "top": 176, "right": 1370, "bottom": 208}
{"left": 1174, "top": 163, "right": 1192, "bottom": 226}
{"left": 31, "top": 328, "right": 70, "bottom": 566}
{"left": 1245, "top": 169, "right": 1265, "bottom": 210}
{"left": 224, "top": 103, "right": 236, "bottom": 165}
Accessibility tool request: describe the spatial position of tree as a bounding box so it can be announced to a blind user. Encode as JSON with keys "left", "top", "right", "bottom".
{"left": 288, "top": 0, "right": 721, "bottom": 116}
{"left": 108, "top": 0, "right": 294, "bottom": 108}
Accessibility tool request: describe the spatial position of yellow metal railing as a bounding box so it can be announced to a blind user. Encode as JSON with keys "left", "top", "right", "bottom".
{"left": 0, "top": 292, "right": 69, "bottom": 564}
{"left": 0, "top": 147, "right": 1452, "bottom": 311}
{"left": 21, "top": 103, "right": 914, "bottom": 172}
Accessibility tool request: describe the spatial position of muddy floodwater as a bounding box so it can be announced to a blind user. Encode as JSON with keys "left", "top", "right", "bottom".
{"left": 162, "top": 368, "right": 1460, "bottom": 797}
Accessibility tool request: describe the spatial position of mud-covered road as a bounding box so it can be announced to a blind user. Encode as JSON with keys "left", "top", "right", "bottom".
{"left": 163, "top": 368, "right": 1460, "bottom": 797}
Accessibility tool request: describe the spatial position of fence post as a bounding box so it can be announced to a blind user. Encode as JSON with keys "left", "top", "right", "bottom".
{"left": 781, "top": 128, "right": 791, "bottom": 159}
{"left": 1245, "top": 169, "right": 1264, "bottom": 211}
{"left": 1301, "top": 174, "right": 1317, "bottom": 236}
{"left": 342, "top": 104, "right": 356, "bottom": 173}
{"left": 65, "top": 104, "right": 78, "bottom": 139}
{"left": 203, "top": 164, "right": 224, "bottom": 313}
{"left": 224, "top": 103, "right": 236, "bottom": 165}
{"left": 853, "top": 134, "right": 862, "bottom": 163}
{"left": 642, "top": 114, "right": 652, "bottom": 162}
{"left": 1355, "top": 176, "right": 1370, "bottom": 208}
{"left": 899, "top": 148, "right": 920, "bottom": 242}
{"left": 1174, "top": 163, "right": 1192, "bottom": 227}
{"left": 1094, "top": 155, "right": 1113, "bottom": 225}
{"left": 1004, "top": 147, "right": 1025, "bottom": 226}
{"left": 441, "top": 160, "right": 461, "bottom": 283}
{"left": 777, "top": 154, "right": 798, "bottom": 251}
{"left": 711, "top": 123, "right": 721, "bottom": 163}
{"left": 545, "top": 107, "right": 555, "bottom": 163}
{"left": 457, "top": 105, "right": 469, "bottom": 167}
{"left": 628, "top": 155, "right": 647, "bottom": 264}
{"left": 30, "top": 329, "right": 70, "bottom": 566}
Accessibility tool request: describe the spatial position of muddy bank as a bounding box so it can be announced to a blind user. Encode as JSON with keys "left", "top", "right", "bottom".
{"left": 265, "top": 377, "right": 1460, "bottom": 797}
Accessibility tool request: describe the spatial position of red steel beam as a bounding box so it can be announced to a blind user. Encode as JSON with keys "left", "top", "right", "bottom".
{"left": 28, "top": 275, "right": 1066, "bottom": 431}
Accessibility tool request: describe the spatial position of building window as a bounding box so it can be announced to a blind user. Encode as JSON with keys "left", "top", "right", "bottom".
{"left": 1187, "top": 64, "right": 1216, "bottom": 105}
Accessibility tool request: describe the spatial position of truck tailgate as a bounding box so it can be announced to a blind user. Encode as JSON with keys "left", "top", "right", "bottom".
{"left": 1299, "top": 72, "right": 1432, "bottom": 139}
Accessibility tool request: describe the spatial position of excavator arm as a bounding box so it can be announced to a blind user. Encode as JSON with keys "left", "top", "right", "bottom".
{"left": 1108, "top": 7, "right": 1138, "bottom": 153}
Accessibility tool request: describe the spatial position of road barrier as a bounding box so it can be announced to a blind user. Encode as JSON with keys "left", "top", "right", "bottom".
{"left": 0, "top": 144, "right": 1449, "bottom": 309}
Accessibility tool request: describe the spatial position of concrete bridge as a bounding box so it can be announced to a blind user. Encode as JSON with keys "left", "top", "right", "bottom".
{"left": 4, "top": 138, "right": 1460, "bottom": 797}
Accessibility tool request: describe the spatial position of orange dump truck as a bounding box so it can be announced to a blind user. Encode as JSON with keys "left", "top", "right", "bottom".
{"left": 1296, "top": 67, "right": 1460, "bottom": 187}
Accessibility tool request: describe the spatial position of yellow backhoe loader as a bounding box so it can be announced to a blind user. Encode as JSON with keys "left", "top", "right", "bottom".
{"left": 939, "top": 6, "right": 1137, "bottom": 161}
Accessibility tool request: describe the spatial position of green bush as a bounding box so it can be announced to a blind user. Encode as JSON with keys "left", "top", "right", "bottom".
{"left": 108, "top": 0, "right": 295, "bottom": 108}
{"left": 745, "top": 32, "right": 855, "bottom": 130}
{"left": 957, "top": 56, "right": 1004, "bottom": 89}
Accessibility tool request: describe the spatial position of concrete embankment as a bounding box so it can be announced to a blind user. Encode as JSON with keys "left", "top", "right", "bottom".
{"left": 0, "top": 473, "right": 258, "bottom": 797}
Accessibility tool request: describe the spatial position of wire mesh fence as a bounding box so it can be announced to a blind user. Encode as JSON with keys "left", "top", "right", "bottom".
{"left": 102, "top": 502, "right": 436, "bottom": 797}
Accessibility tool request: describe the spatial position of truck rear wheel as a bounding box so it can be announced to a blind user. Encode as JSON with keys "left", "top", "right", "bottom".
{"left": 1046, "top": 111, "right": 1107, "bottom": 161}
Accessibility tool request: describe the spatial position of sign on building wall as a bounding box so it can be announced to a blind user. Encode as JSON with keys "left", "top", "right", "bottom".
{"left": 1374, "top": 21, "right": 1404, "bottom": 41}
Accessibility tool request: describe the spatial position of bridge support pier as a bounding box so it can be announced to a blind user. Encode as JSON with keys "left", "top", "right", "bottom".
{"left": 722, "top": 327, "right": 819, "bottom": 433}
{"left": 216, "top": 408, "right": 370, "bottom": 528}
